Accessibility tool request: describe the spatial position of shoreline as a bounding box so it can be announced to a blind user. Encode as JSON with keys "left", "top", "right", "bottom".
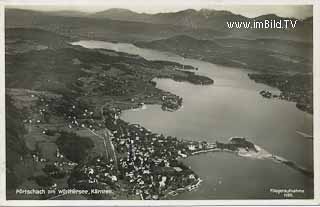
{"left": 6, "top": 35, "right": 313, "bottom": 200}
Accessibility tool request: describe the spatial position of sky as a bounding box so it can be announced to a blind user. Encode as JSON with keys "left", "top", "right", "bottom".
{"left": 6, "top": 0, "right": 313, "bottom": 19}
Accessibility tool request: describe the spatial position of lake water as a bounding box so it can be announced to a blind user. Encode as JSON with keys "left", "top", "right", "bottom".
{"left": 72, "top": 40, "right": 314, "bottom": 199}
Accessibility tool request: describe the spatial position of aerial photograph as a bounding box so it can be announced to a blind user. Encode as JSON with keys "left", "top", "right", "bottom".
{"left": 4, "top": 2, "right": 314, "bottom": 201}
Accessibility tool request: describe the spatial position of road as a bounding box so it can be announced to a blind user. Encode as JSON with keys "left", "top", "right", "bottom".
{"left": 84, "top": 102, "right": 118, "bottom": 169}
{"left": 100, "top": 103, "right": 118, "bottom": 169}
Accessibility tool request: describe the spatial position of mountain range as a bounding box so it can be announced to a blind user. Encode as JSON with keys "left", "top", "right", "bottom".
{"left": 6, "top": 8, "right": 313, "bottom": 42}
{"left": 135, "top": 35, "right": 313, "bottom": 73}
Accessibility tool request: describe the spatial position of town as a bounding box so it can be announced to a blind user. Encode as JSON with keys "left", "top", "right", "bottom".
{"left": 8, "top": 87, "right": 262, "bottom": 200}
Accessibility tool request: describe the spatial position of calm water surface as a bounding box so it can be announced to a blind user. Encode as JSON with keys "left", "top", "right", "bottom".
{"left": 72, "top": 40, "right": 313, "bottom": 199}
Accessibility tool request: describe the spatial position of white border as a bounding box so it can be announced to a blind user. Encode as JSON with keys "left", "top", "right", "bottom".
{"left": 0, "top": 0, "right": 319, "bottom": 206}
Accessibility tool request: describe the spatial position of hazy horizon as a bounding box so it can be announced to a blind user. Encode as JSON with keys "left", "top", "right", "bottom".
{"left": 6, "top": 4, "right": 313, "bottom": 19}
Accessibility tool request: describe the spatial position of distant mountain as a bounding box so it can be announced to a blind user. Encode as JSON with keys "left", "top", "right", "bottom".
{"left": 92, "top": 8, "right": 148, "bottom": 20}
{"left": 5, "top": 8, "right": 227, "bottom": 42}
{"left": 47, "top": 10, "right": 89, "bottom": 17}
{"left": 136, "top": 35, "right": 313, "bottom": 73}
{"left": 6, "top": 8, "right": 89, "bottom": 17}
{"left": 135, "top": 35, "right": 222, "bottom": 55}
{"left": 304, "top": 16, "right": 313, "bottom": 24}
{"left": 90, "top": 8, "right": 313, "bottom": 42}
{"left": 5, "top": 8, "right": 313, "bottom": 42}
{"left": 253, "top": 14, "right": 284, "bottom": 21}
{"left": 90, "top": 8, "right": 248, "bottom": 30}
{"left": 215, "top": 37, "right": 313, "bottom": 60}
{"left": 6, "top": 28, "right": 71, "bottom": 48}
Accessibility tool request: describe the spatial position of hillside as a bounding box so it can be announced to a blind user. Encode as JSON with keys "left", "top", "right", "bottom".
{"left": 6, "top": 95, "right": 29, "bottom": 191}
{"left": 135, "top": 34, "right": 313, "bottom": 114}
{"left": 135, "top": 35, "right": 313, "bottom": 73}
{"left": 5, "top": 28, "right": 216, "bottom": 199}
{"left": 135, "top": 35, "right": 222, "bottom": 52}
{"left": 91, "top": 8, "right": 248, "bottom": 29}
{"left": 5, "top": 8, "right": 313, "bottom": 42}
{"left": 90, "top": 8, "right": 312, "bottom": 42}
{"left": 5, "top": 7, "right": 314, "bottom": 200}
{"left": 5, "top": 8, "right": 226, "bottom": 42}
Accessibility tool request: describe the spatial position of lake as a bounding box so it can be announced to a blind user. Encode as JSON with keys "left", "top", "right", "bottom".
{"left": 72, "top": 40, "right": 313, "bottom": 199}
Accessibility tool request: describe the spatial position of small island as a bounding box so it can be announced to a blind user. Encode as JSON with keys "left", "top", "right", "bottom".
{"left": 248, "top": 73, "right": 313, "bottom": 114}
{"left": 5, "top": 26, "right": 312, "bottom": 201}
